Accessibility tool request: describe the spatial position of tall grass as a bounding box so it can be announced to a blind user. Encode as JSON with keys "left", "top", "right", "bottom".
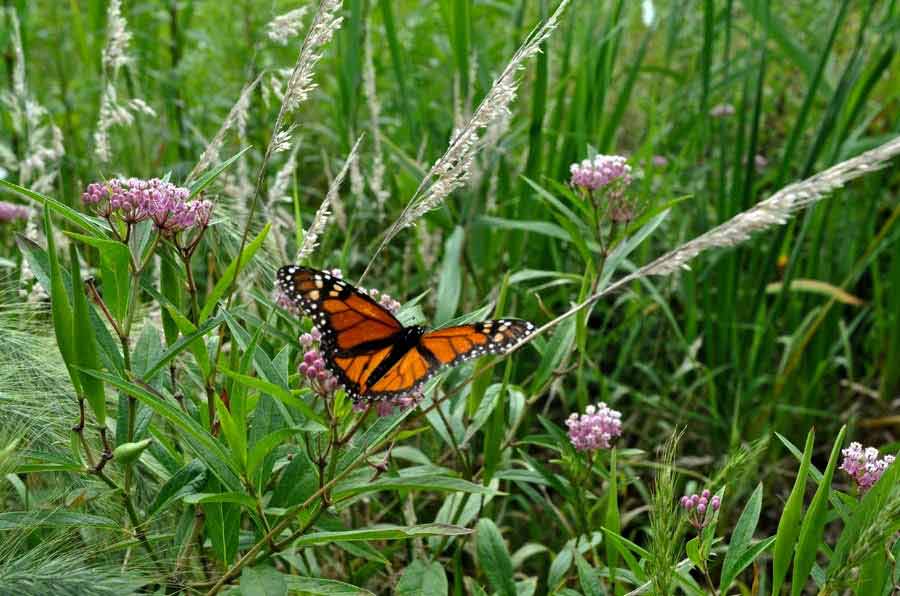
{"left": 0, "top": 1, "right": 897, "bottom": 594}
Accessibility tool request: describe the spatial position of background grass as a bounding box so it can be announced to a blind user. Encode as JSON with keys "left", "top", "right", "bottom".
{"left": 0, "top": 0, "right": 898, "bottom": 594}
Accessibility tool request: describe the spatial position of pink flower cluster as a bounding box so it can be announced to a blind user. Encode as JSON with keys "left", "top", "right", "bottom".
{"left": 297, "top": 331, "right": 339, "bottom": 396}
{"left": 839, "top": 442, "right": 895, "bottom": 493}
{"left": 565, "top": 402, "right": 623, "bottom": 451}
{"left": 681, "top": 489, "right": 721, "bottom": 529}
{"left": 0, "top": 201, "right": 29, "bottom": 223}
{"left": 82, "top": 178, "right": 212, "bottom": 232}
{"left": 353, "top": 393, "right": 421, "bottom": 417}
{"left": 569, "top": 155, "right": 632, "bottom": 191}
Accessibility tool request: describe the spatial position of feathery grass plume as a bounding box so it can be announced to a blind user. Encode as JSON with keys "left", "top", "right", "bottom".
{"left": 0, "top": 533, "right": 149, "bottom": 595}
{"left": 647, "top": 429, "right": 686, "bottom": 595}
{"left": 362, "top": 33, "right": 389, "bottom": 208}
{"left": 363, "top": 0, "right": 571, "bottom": 279}
{"left": 296, "top": 136, "right": 362, "bottom": 261}
{"left": 0, "top": 8, "right": 65, "bottom": 193}
{"left": 508, "top": 134, "right": 900, "bottom": 353}
{"left": 186, "top": 76, "right": 261, "bottom": 183}
{"left": 282, "top": 0, "right": 343, "bottom": 114}
{"left": 93, "top": 0, "right": 155, "bottom": 164}
{"left": 266, "top": 7, "right": 309, "bottom": 45}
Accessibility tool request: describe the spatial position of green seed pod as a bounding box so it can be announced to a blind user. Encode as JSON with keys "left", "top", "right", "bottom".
{"left": 112, "top": 438, "right": 152, "bottom": 465}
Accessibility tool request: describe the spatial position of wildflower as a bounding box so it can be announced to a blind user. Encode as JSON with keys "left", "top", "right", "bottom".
{"left": 0, "top": 201, "right": 29, "bottom": 223}
{"left": 569, "top": 154, "right": 632, "bottom": 191}
{"left": 651, "top": 155, "right": 669, "bottom": 167}
{"left": 709, "top": 103, "right": 735, "bottom": 118}
{"left": 354, "top": 393, "right": 421, "bottom": 417}
{"left": 82, "top": 178, "right": 212, "bottom": 233}
{"left": 680, "top": 488, "right": 721, "bottom": 529}
{"left": 361, "top": 286, "right": 402, "bottom": 313}
{"left": 565, "top": 402, "right": 623, "bottom": 451}
{"left": 297, "top": 348, "right": 338, "bottom": 396}
{"left": 840, "top": 442, "right": 895, "bottom": 493}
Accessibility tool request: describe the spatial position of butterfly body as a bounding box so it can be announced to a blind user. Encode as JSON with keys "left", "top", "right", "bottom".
{"left": 277, "top": 266, "right": 535, "bottom": 402}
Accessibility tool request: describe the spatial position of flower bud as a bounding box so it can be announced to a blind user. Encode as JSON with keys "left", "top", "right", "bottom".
{"left": 112, "top": 438, "right": 152, "bottom": 465}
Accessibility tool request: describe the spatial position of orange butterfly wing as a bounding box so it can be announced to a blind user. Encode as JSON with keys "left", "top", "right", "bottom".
{"left": 277, "top": 266, "right": 536, "bottom": 402}
{"left": 277, "top": 266, "right": 404, "bottom": 397}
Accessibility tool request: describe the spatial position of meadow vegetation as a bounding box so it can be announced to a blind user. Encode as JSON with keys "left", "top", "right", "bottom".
{"left": 0, "top": 0, "right": 898, "bottom": 594}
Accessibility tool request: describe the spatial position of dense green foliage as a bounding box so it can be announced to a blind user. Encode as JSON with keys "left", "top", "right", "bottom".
{"left": 0, "top": 1, "right": 898, "bottom": 594}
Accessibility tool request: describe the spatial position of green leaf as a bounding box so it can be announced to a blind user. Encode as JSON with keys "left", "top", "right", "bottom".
{"left": 435, "top": 226, "right": 464, "bottom": 325}
{"left": 215, "top": 395, "right": 246, "bottom": 472}
{"left": 241, "top": 565, "right": 287, "bottom": 596}
{"left": 44, "top": 209, "right": 80, "bottom": 395}
{"left": 142, "top": 312, "right": 227, "bottom": 382}
{"left": 530, "top": 316, "right": 576, "bottom": 393}
{"left": 183, "top": 491, "right": 257, "bottom": 509}
{"left": 247, "top": 427, "right": 320, "bottom": 485}
{"left": 220, "top": 367, "right": 325, "bottom": 426}
{"left": 189, "top": 146, "right": 252, "bottom": 198}
{"left": 334, "top": 474, "right": 496, "bottom": 500}
{"left": 283, "top": 576, "right": 374, "bottom": 595}
{"left": 291, "top": 523, "right": 472, "bottom": 548}
{"left": 198, "top": 223, "right": 270, "bottom": 324}
{"left": 149, "top": 460, "right": 207, "bottom": 517}
{"left": 79, "top": 368, "right": 241, "bottom": 489}
{"left": 605, "top": 447, "right": 620, "bottom": 590}
{"left": 476, "top": 518, "right": 516, "bottom": 596}
{"left": 69, "top": 245, "right": 107, "bottom": 426}
{"left": 396, "top": 560, "right": 449, "bottom": 596}
{"left": 67, "top": 232, "right": 131, "bottom": 324}
{"left": 2, "top": 178, "right": 108, "bottom": 237}
{"left": 772, "top": 429, "right": 815, "bottom": 594}
{"left": 720, "top": 483, "right": 764, "bottom": 590}
{"left": 721, "top": 537, "right": 776, "bottom": 591}
{"left": 575, "top": 555, "right": 603, "bottom": 596}
{"left": 791, "top": 425, "right": 847, "bottom": 596}
{"left": 204, "top": 478, "right": 240, "bottom": 564}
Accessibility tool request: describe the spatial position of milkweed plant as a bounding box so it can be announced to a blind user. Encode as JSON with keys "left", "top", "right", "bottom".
{"left": 0, "top": 1, "right": 897, "bottom": 595}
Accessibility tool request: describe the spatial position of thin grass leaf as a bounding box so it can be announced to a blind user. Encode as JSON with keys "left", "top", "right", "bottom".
{"left": 772, "top": 428, "right": 815, "bottom": 594}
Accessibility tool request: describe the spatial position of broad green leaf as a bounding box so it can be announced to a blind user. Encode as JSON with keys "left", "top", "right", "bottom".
{"left": 247, "top": 426, "right": 322, "bottom": 484}
{"left": 44, "top": 209, "right": 79, "bottom": 395}
{"left": 720, "top": 483, "right": 764, "bottom": 589}
{"left": 198, "top": 223, "right": 270, "bottom": 324}
{"left": 791, "top": 425, "right": 847, "bottom": 596}
{"left": 142, "top": 312, "right": 227, "bottom": 381}
{"left": 271, "top": 448, "right": 319, "bottom": 509}
{"left": 80, "top": 368, "right": 241, "bottom": 489}
{"left": 204, "top": 477, "right": 240, "bottom": 564}
{"left": 182, "top": 491, "right": 257, "bottom": 509}
{"left": 215, "top": 395, "right": 246, "bottom": 471}
{"left": 575, "top": 555, "right": 602, "bottom": 596}
{"left": 720, "top": 537, "right": 776, "bottom": 592}
{"left": 476, "top": 518, "right": 516, "bottom": 596}
{"left": 283, "top": 576, "right": 374, "bottom": 595}
{"left": 241, "top": 565, "right": 287, "bottom": 596}
{"left": 291, "top": 523, "right": 472, "bottom": 548}
{"left": 334, "top": 475, "right": 496, "bottom": 500}
{"left": 772, "top": 429, "right": 815, "bottom": 594}
{"left": 220, "top": 367, "right": 324, "bottom": 426}
{"left": 396, "top": 560, "right": 448, "bottom": 596}
{"left": 69, "top": 245, "right": 107, "bottom": 426}
{"left": 67, "top": 232, "right": 132, "bottom": 323}
{"left": 241, "top": 565, "right": 288, "bottom": 596}
{"left": 148, "top": 460, "right": 207, "bottom": 517}
{"left": 3, "top": 179, "right": 108, "bottom": 236}
{"left": 435, "top": 226, "right": 464, "bottom": 325}
{"left": 530, "top": 316, "right": 576, "bottom": 393}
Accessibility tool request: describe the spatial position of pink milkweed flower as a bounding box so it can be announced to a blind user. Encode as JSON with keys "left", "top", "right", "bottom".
{"left": 840, "top": 442, "right": 895, "bottom": 493}
{"left": 565, "top": 402, "right": 623, "bottom": 451}
{"left": 0, "top": 201, "right": 29, "bottom": 223}
{"left": 569, "top": 155, "right": 633, "bottom": 191}
{"left": 709, "top": 103, "right": 736, "bottom": 118}
{"left": 82, "top": 178, "right": 211, "bottom": 233}
{"left": 681, "top": 489, "right": 721, "bottom": 529}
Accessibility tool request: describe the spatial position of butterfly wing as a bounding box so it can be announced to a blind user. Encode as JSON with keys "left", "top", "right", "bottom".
{"left": 276, "top": 266, "right": 405, "bottom": 397}
{"left": 366, "top": 319, "right": 536, "bottom": 398}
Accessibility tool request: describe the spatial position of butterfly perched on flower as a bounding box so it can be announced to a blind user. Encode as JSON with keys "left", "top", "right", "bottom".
{"left": 276, "top": 266, "right": 535, "bottom": 402}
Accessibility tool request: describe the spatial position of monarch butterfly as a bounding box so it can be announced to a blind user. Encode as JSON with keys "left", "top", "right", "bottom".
{"left": 276, "top": 266, "right": 535, "bottom": 402}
